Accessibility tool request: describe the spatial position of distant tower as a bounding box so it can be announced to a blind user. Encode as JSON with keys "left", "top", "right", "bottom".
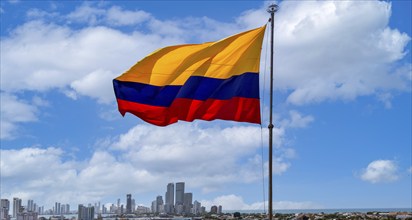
{"left": 183, "top": 193, "right": 192, "bottom": 214}
{"left": 1, "top": 199, "right": 10, "bottom": 220}
{"left": 117, "top": 199, "right": 120, "bottom": 214}
{"left": 78, "top": 204, "right": 94, "bottom": 220}
{"left": 131, "top": 199, "right": 135, "bottom": 213}
{"left": 193, "top": 200, "right": 201, "bottom": 215}
{"left": 175, "top": 182, "right": 184, "bottom": 206}
{"left": 210, "top": 205, "right": 217, "bottom": 214}
{"left": 55, "top": 202, "right": 61, "bottom": 215}
{"left": 156, "top": 196, "right": 163, "bottom": 213}
{"left": 126, "top": 194, "right": 132, "bottom": 214}
{"left": 12, "top": 198, "right": 21, "bottom": 218}
{"left": 27, "top": 200, "right": 33, "bottom": 212}
{"left": 151, "top": 201, "right": 156, "bottom": 214}
{"left": 218, "top": 205, "right": 222, "bottom": 214}
{"left": 165, "top": 183, "right": 174, "bottom": 213}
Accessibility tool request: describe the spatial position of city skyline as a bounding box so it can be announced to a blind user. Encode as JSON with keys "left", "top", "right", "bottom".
{"left": 1, "top": 181, "right": 222, "bottom": 217}
{"left": 1, "top": 0, "right": 411, "bottom": 211}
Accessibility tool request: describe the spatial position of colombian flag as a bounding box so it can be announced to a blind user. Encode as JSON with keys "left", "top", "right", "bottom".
{"left": 113, "top": 25, "right": 266, "bottom": 126}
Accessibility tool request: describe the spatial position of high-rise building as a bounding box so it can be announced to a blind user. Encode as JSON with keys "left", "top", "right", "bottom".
{"left": 135, "top": 206, "right": 150, "bottom": 214}
{"left": 175, "top": 182, "right": 184, "bottom": 206}
{"left": 210, "top": 205, "right": 217, "bottom": 214}
{"left": 54, "top": 203, "right": 60, "bottom": 215}
{"left": 110, "top": 204, "right": 116, "bottom": 213}
{"left": 165, "top": 183, "right": 174, "bottom": 213}
{"left": 192, "top": 200, "right": 201, "bottom": 215}
{"left": 39, "top": 206, "right": 44, "bottom": 215}
{"left": 126, "top": 194, "right": 131, "bottom": 214}
{"left": 131, "top": 199, "right": 135, "bottom": 213}
{"left": 1, "top": 199, "right": 10, "bottom": 220}
{"left": 27, "top": 200, "right": 33, "bottom": 212}
{"left": 117, "top": 199, "right": 120, "bottom": 214}
{"left": 151, "top": 201, "right": 156, "bottom": 214}
{"left": 183, "top": 193, "right": 192, "bottom": 214}
{"left": 16, "top": 211, "right": 38, "bottom": 220}
{"left": 78, "top": 204, "right": 94, "bottom": 220}
{"left": 13, "top": 198, "right": 22, "bottom": 218}
{"left": 156, "top": 196, "right": 163, "bottom": 213}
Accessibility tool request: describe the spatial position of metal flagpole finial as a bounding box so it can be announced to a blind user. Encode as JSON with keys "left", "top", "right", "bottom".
{"left": 267, "top": 4, "right": 279, "bottom": 14}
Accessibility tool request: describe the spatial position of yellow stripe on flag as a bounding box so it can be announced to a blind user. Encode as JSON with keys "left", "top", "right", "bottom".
{"left": 116, "top": 25, "right": 266, "bottom": 86}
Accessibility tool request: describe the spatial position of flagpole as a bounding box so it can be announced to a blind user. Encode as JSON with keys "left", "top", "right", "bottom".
{"left": 267, "top": 3, "right": 278, "bottom": 220}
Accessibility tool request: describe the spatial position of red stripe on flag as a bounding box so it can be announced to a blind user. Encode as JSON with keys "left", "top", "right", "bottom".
{"left": 116, "top": 97, "right": 261, "bottom": 126}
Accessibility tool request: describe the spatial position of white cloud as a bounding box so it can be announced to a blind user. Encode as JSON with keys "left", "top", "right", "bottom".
{"left": 1, "top": 121, "right": 292, "bottom": 208}
{"left": 0, "top": 20, "right": 177, "bottom": 101}
{"left": 111, "top": 123, "right": 276, "bottom": 184}
{"left": 377, "top": 92, "right": 393, "bottom": 109}
{"left": 200, "top": 194, "right": 321, "bottom": 211}
{"left": 273, "top": 200, "right": 322, "bottom": 210}
{"left": 0, "top": 93, "right": 38, "bottom": 139}
{"left": 108, "top": 122, "right": 295, "bottom": 194}
{"left": 0, "top": 147, "right": 78, "bottom": 203}
{"left": 360, "top": 160, "right": 399, "bottom": 183}
{"left": 106, "top": 6, "right": 151, "bottom": 26}
{"left": 0, "top": 147, "right": 159, "bottom": 207}
{"left": 274, "top": 1, "right": 411, "bottom": 105}
{"left": 66, "top": 4, "right": 152, "bottom": 27}
{"left": 66, "top": 4, "right": 106, "bottom": 25}
{"left": 1, "top": 1, "right": 410, "bottom": 110}
{"left": 281, "top": 110, "right": 314, "bottom": 128}
{"left": 70, "top": 69, "right": 116, "bottom": 104}
{"left": 31, "top": 96, "right": 50, "bottom": 107}
{"left": 1, "top": 147, "right": 67, "bottom": 178}
{"left": 236, "top": 2, "right": 272, "bottom": 30}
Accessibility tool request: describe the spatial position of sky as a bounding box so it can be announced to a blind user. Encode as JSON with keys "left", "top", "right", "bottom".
{"left": 1, "top": 0, "right": 411, "bottom": 212}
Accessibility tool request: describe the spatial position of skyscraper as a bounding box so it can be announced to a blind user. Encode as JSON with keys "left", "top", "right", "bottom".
{"left": 155, "top": 196, "right": 163, "bottom": 213}
{"left": 54, "top": 203, "right": 60, "bottom": 215}
{"left": 183, "top": 193, "right": 192, "bottom": 214}
{"left": 13, "top": 198, "right": 21, "bottom": 218}
{"left": 117, "top": 199, "right": 120, "bottom": 214}
{"left": 94, "top": 202, "right": 100, "bottom": 215}
{"left": 65, "top": 204, "right": 70, "bottom": 214}
{"left": 78, "top": 205, "right": 94, "bottom": 220}
{"left": 151, "top": 201, "right": 156, "bottom": 214}
{"left": 210, "top": 205, "right": 217, "bottom": 214}
{"left": 1, "top": 199, "right": 10, "bottom": 220}
{"left": 193, "top": 200, "right": 201, "bottom": 215}
{"left": 27, "top": 200, "right": 33, "bottom": 212}
{"left": 131, "top": 199, "right": 135, "bottom": 213}
{"left": 165, "top": 183, "right": 174, "bottom": 213}
{"left": 126, "top": 194, "right": 131, "bottom": 214}
{"left": 16, "top": 211, "right": 38, "bottom": 220}
{"left": 175, "top": 182, "right": 184, "bottom": 206}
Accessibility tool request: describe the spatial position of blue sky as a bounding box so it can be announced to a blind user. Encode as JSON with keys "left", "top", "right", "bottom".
{"left": 1, "top": 0, "right": 411, "bottom": 212}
